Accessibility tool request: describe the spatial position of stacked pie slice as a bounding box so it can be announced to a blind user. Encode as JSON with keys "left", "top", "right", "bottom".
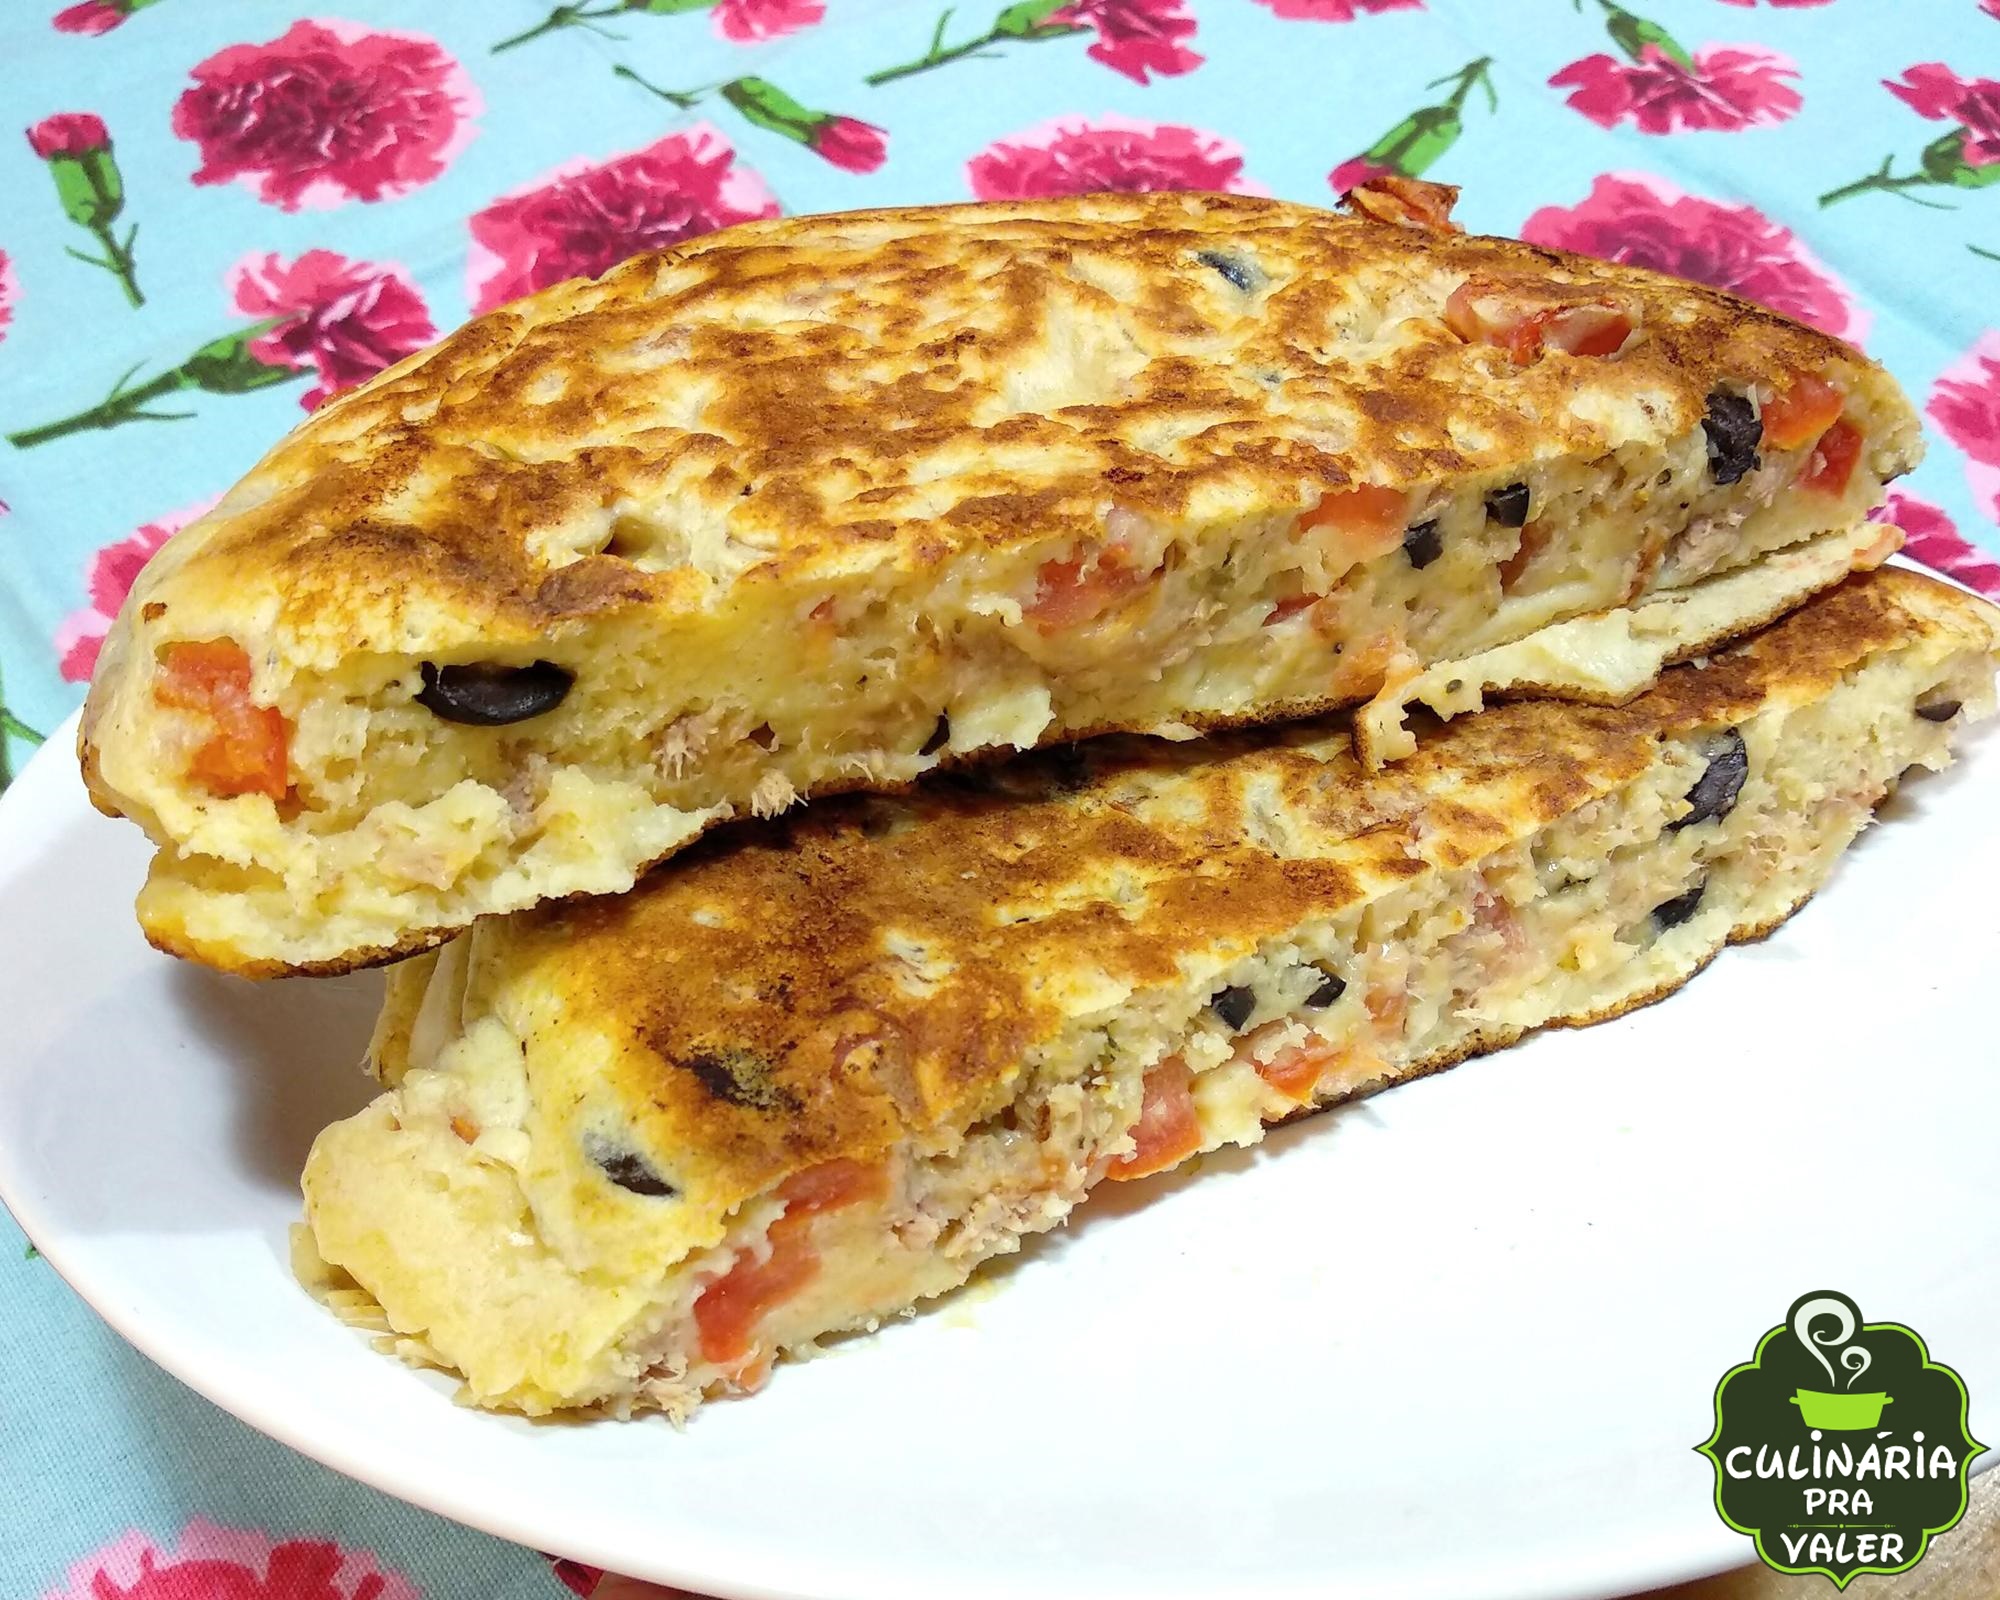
{"left": 82, "top": 185, "right": 2000, "bottom": 1417}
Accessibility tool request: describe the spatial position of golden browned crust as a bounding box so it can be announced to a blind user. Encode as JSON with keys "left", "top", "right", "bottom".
{"left": 418, "top": 569, "right": 1995, "bottom": 1224}
{"left": 79, "top": 191, "right": 1907, "bottom": 800}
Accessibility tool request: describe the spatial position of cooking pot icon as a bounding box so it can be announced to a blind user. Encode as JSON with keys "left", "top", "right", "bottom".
{"left": 1790, "top": 1389, "right": 1892, "bottom": 1430}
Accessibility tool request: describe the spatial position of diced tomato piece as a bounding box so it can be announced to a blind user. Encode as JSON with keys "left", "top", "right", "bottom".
{"left": 1445, "top": 281, "right": 1535, "bottom": 361}
{"left": 154, "top": 639, "right": 289, "bottom": 801}
{"left": 1498, "top": 518, "right": 1551, "bottom": 591}
{"left": 688, "top": 1159, "right": 883, "bottom": 1372}
{"left": 1800, "top": 418, "right": 1863, "bottom": 496}
{"left": 1541, "top": 305, "right": 1634, "bottom": 358}
{"left": 1759, "top": 372, "right": 1845, "bottom": 451}
{"left": 693, "top": 1220, "right": 820, "bottom": 1368}
{"left": 1341, "top": 176, "right": 1463, "bottom": 233}
{"left": 1255, "top": 1039, "right": 1341, "bottom": 1102}
{"left": 1264, "top": 592, "right": 1322, "bottom": 626}
{"left": 1445, "top": 279, "right": 1633, "bottom": 366}
{"left": 777, "top": 1158, "right": 886, "bottom": 1217}
{"left": 1297, "top": 483, "right": 1411, "bottom": 561}
{"left": 1104, "top": 1055, "right": 1202, "bottom": 1182}
{"left": 1026, "top": 543, "right": 1147, "bottom": 632}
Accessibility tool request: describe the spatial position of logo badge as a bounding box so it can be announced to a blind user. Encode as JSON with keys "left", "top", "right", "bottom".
{"left": 1698, "top": 1291, "right": 1986, "bottom": 1587}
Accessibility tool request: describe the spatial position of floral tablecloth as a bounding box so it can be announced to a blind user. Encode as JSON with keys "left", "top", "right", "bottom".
{"left": 4, "top": 1, "right": 2000, "bottom": 1596}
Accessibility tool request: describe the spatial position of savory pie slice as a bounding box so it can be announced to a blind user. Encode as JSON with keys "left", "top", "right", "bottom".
{"left": 84, "top": 185, "right": 1919, "bottom": 975}
{"left": 297, "top": 569, "right": 1998, "bottom": 1418}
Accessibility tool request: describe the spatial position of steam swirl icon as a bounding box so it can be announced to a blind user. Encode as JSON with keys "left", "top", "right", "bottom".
{"left": 1789, "top": 1291, "right": 1893, "bottom": 1430}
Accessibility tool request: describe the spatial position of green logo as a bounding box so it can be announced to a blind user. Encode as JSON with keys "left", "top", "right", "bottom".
{"left": 1698, "top": 1291, "right": 1986, "bottom": 1587}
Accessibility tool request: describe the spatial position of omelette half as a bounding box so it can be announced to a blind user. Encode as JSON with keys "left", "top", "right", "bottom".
{"left": 85, "top": 185, "right": 1919, "bottom": 975}
{"left": 298, "top": 570, "right": 1998, "bottom": 1418}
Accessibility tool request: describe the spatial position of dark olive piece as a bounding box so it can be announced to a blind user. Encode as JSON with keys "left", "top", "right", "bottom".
{"left": 1916, "top": 698, "right": 1963, "bottom": 724}
{"left": 416, "top": 660, "right": 574, "bottom": 726}
{"left": 1652, "top": 880, "right": 1706, "bottom": 929}
{"left": 1701, "top": 391, "right": 1762, "bottom": 485}
{"left": 920, "top": 713, "right": 951, "bottom": 755}
{"left": 1485, "top": 483, "right": 1530, "bottom": 528}
{"left": 1195, "top": 250, "right": 1258, "bottom": 291}
{"left": 1305, "top": 969, "right": 1347, "bottom": 1008}
{"left": 1210, "top": 984, "right": 1257, "bottom": 1031}
{"left": 1403, "top": 519, "right": 1444, "bottom": 570}
{"left": 1671, "top": 728, "right": 1749, "bottom": 830}
{"left": 593, "top": 1146, "right": 676, "bottom": 1197}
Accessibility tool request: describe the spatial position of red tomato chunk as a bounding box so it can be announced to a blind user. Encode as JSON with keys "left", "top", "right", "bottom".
{"left": 1104, "top": 1055, "right": 1202, "bottom": 1181}
{"left": 1445, "top": 279, "right": 1634, "bottom": 366}
{"left": 154, "top": 639, "right": 289, "bottom": 801}
{"left": 692, "top": 1158, "right": 887, "bottom": 1368}
{"left": 1801, "top": 419, "right": 1862, "bottom": 496}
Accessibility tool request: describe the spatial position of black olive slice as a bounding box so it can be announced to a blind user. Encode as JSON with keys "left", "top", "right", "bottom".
{"left": 1403, "top": 519, "right": 1444, "bottom": 570}
{"left": 1671, "top": 728, "right": 1749, "bottom": 830}
{"left": 920, "top": 713, "right": 951, "bottom": 755}
{"left": 416, "top": 660, "right": 573, "bottom": 726}
{"left": 1210, "top": 984, "right": 1256, "bottom": 1031}
{"left": 1652, "top": 880, "right": 1706, "bottom": 929}
{"left": 1484, "top": 482, "right": 1530, "bottom": 528}
{"left": 1916, "top": 697, "right": 1963, "bottom": 724}
{"left": 1304, "top": 968, "right": 1347, "bottom": 1007}
{"left": 1195, "top": 250, "right": 1258, "bottom": 291}
{"left": 1702, "top": 391, "right": 1762, "bottom": 485}
{"left": 590, "top": 1142, "right": 676, "bottom": 1197}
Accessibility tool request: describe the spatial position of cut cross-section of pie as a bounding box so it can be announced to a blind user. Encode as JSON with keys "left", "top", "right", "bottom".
{"left": 84, "top": 185, "right": 1919, "bottom": 974}
{"left": 297, "top": 569, "right": 1998, "bottom": 1419}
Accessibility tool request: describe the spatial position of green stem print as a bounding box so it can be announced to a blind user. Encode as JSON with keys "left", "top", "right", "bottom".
{"left": 1333, "top": 57, "right": 1495, "bottom": 189}
{"left": 494, "top": 0, "right": 716, "bottom": 52}
{"left": 614, "top": 63, "right": 713, "bottom": 110}
{"left": 865, "top": 1, "right": 1085, "bottom": 87}
{"left": 7, "top": 322, "right": 288, "bottom": 451}
{"left": 71, "top": 217, "right": 144, "bottom": 310}
{"left": 0, "top": 658, "right": 46, "bottom": 793}
{"left": 1820, "top": 132, "right": 2000, "bottom": 208}
{"left": 26, "top": 115, "right": 144, "bottom": 308}
{"left": 616, "top": 66, "right": 889, "bottom": 170}
{"left": 1577, "top": 0, "right": 1693, "bottom": 71}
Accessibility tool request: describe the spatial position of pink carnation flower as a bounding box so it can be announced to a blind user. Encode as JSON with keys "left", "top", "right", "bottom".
{"left": 229, "top": 250, "right": 436, "bottom": 410}
{"left": 1929, "top": 331, "right": 2000, "bottom": 523}
{"left": 1552, "top": 44, "right": 1800, "bottom": 134}
{"left": 38, "top": 1519, "right": 419, "bottom": 1600}
{"left": 1328, "top": 155, "right": 1394, "bottom": 195}
{"left": 56, "top": 498, "right": 218, "bottom": 681}
{"left": 52, "top": 0, "right": 125, "bottom": 33}
{"left": 713, "top": 0, "right": 824, "bottom": 42}
{"left": 466, "top": 125, "right": 779, "bottom": 313}
{"left": 809, "top": 116, "right": 888, "bottom": 174}
{"left": 0, "top": 250, "right": 15, "bottom": 344}
{"left": 1050, "top": 0, "right": 1201, "bottom": 83}
{"left": 1871, "top": 492, "right": 2000, "bottom": 599}
{"left": 26, "top": 111, "right": 109, "bottom": 159}
{"left": 1248, "top": 0, "right": 1417, "bottom": 18}
{"left": 1520, "top": 172, "right": 1866, "bottom": 343}
{"left": 173, "top": 19, "right": 479, "bottom": 210}
{"left": 967, "top": 114, "right": 1263, "bottom": 201}
{"left": 1885, "top": 63, "right": 2000, "bottom": 167}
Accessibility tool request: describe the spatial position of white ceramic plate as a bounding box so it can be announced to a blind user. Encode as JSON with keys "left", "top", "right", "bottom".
{"left": 3, "top": 701, "right": 1998, "bottom": 1600}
